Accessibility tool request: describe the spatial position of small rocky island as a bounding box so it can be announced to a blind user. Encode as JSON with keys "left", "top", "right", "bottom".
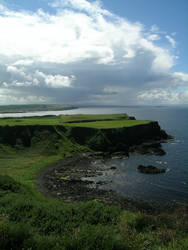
{"left": 137, "top": 165, "right": 167, "bottom": 174}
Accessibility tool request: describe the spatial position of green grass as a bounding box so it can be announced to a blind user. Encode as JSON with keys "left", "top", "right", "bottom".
{"left": 60, "top": 113, "right": 129, "bottom": 123}
{"left": 0, "top": 116, "right": 62, "bottom": 126}
{"left": 0, "top": 175, "right": 187, "bottom": 250}
{"left": 0, "top": 114, "right": 131, "bottom": 126}
{"left": 0, "top": 128, "right": 88, "bottom": 186}
{"left": 0, "top": 147, "right": 61, "bottom": 188}
{"left": 65, "top": 120, "right": 151, "bottom": 129}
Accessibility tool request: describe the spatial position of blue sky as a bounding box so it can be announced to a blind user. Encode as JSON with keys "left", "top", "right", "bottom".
{"left": 0, "top": 0, "right": 187, "bottom": 105}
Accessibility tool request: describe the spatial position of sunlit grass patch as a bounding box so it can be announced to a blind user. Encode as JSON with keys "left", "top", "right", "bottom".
{"left": 65, "top": 120, "right": 151, "bottom": 129}
{"left": 60, "top": 113, "right": 129, "bottom": 123}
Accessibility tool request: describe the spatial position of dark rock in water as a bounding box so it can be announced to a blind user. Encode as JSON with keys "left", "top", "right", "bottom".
{"left": 110, "top": 166, "right": 117, "bottom": 170}
{"left": 137, "top": 165, "right": 166, "bottom": 174}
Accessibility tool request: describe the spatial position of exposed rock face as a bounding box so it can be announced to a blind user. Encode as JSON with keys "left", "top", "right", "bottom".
{"left": 137, "top": 165, "right": 167, "bottom": 174}
{"left": 68, "top": 121, "right": 171, "bottom": 153}
{"left": 0, "top": 121, "right": 171, "bottom": 155}
{"left": 130, "top": 142, "right": 166, "bottom": 156}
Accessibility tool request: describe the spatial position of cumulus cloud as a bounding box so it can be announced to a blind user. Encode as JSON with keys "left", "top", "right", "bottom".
{"left": 0, "top": 0, "right": 187, "bottom": 105}
{"left": 35, "top": 71, "right": 75, "bottom": 88}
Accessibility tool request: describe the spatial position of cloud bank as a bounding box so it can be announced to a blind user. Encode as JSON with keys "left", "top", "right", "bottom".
{"left": 0, "top": 0, "right": 187, "bottom": 105}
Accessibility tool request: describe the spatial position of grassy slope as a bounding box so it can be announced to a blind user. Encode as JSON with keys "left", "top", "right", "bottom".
{"left": 0, "top": 115, "right": 187, "bottom": 249}
{"left": 0, "top": 147, "right": 61, "bottom": 188}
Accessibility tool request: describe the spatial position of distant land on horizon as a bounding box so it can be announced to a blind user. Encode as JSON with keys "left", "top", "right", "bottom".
{"left": 0, "top": 104, "right": 78, "bottom": 114}
{"left": 0, "top": 104, "right": 188, "bottom": 114}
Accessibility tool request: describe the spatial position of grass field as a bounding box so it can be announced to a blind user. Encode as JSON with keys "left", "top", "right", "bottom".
{"left": 0, "top": 114, "right": 151, "bottom": 129}
{"left": 65, "top": 120, "right": 151, "bottom": 129}
{"left": 0, "top": 116, "right": 61, "bottom": 126}
{"left": 60, "top": 113, "right": 129, "bottom": 122}
{"left": 0, "top": 114, "right": 129, "bottom": 126}
{"left": 0, "top": 147, "right": 61, "bottom": 187}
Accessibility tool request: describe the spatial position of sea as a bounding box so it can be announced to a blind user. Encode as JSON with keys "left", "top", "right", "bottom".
{"left": 1, "top": 106, "right": 188, "bottom": 204}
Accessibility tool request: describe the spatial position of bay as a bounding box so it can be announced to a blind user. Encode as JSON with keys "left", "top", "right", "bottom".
{"left": 1, "top": 106, "right": 187, "bottom": 204}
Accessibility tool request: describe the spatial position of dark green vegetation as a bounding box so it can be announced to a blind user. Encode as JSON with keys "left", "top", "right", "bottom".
{"left": 1, "top": 175, "right": 187, "bottom": 250}
{"left": 0, "top": 115, "right": 187, "bottom": 249}
{"left": 0, "top": 104, "right": 77, "bottom": 113}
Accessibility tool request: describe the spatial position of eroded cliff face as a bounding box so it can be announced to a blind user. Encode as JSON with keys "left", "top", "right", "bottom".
{"left": 0, "top": 121, "right": 170, "bottom": 153}
{"left": 68, "top": 121, "right": 169, "bottom": 152}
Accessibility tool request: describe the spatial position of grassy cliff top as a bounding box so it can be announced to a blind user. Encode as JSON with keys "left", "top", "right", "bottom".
{"left": 59, "top": 113, "right": 130, "bottom": 122}
{"left": 0, "top": 116, "right": 61, "bottom": 126}
{"left": 0, "top": 114, "right": 151, "bottom": 128}
{"left": 64, "top": 120, "right": 151, "bottom": 129}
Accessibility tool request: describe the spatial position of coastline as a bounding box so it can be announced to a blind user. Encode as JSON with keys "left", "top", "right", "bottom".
{"left": 36, "top": 152, "right": 185, "bottom": 214}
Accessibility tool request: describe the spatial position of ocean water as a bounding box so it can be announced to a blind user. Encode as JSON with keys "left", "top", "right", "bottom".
{"left": 80, "top": 106, "right": 188, "bottom": 204}
{"left": 1, "top": 106, "right": 188, "bottom": 204}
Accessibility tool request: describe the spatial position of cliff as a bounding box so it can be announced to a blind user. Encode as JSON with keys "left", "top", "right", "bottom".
{"left": 0, "top": 121, "right": 169, "bottom": 154}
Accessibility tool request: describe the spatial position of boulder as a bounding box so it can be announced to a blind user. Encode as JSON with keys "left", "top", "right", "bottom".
{"left": 137, "top": 165, "right": 166, "bottom": 174}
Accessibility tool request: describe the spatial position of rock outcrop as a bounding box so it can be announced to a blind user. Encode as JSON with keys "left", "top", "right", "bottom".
{"left": 137, "top": 165, "right": 167, "bottom": 174}
{"left": 0, "top": 121, "right": 171, "bottom": 155}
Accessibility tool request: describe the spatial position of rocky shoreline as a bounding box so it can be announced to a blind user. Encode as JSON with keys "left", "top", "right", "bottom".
{"left": 36, "top": 145, "right": 184, "bottom": 214}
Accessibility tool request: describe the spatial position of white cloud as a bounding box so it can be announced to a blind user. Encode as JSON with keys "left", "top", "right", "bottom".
{"left": 0, "top": 0, "right": 169, "bottom": 66}
{"left": 36, "top": 71, "right": 75, "bottom": 88}
{"left": 0, "top": 87, "right": 47, "bottom": 104}
{"left": 7, "top": 65, "right": 26, "bottom": 76}
{"left": 147, "top": 34, "right": 160, "bottom": 41}
{"left": 173, "top": 72, "right": 188, "bottom": 83}
{"left": 51, "top": 0, "right": 111, "bottom": 16}
{"left": 0, "top": 0, "right": 187, "bottom": 105}
{"left": 3, "top": 67, "right": 75, "bottom": 88}
{"left": 166, "top": 35, "right": 176, "bottom": 48}
{"left": 138, "top": 89, "right": 180, "bottom": 104}
{"left": 13, "top": 60, "right": 34, "bottom": 66}
{"left": 3, "top": 81, "right": 33, "bottom": 87}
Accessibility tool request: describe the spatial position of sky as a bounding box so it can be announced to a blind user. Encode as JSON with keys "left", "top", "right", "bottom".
{"left": 0, "top": 0, "right": 187, "bottom": 105}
